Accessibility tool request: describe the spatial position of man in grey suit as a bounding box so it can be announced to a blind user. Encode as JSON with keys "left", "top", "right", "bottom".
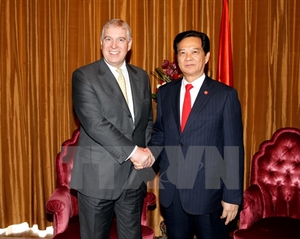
{"left": 149, "top": 31, "right": 244, "bottom": 239}
{"left": 70, "top": 19, "right": 153, "bottom": 239}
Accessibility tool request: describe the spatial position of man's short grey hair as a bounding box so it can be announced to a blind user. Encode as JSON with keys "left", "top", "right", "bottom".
{"left": 101, "top": 19, "right": 131, "bottom": 40}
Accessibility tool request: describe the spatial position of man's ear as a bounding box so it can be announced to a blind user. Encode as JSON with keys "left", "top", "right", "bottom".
{"left": 205, "top": 52, "right": 210, "bottom": 64}
{"left": 127, "top": 39, "right": 132, "bottom": 52}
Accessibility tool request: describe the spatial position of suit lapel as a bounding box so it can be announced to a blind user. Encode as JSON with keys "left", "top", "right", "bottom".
{"left": 170, "top": 80, "right": 182, "bottom": 132}
{"left": 98, "top": 59, "right": 131, "bottom": 114}
{"left": 182, "top": 77, "right": 214, "bottom": 134}
{"left": 127, "top": 65, "right": 141, "bottom": 122}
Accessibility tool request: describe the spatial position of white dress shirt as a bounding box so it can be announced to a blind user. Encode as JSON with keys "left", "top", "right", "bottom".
{"left": 180, "top": 74, "right": 206, "bottom": 124}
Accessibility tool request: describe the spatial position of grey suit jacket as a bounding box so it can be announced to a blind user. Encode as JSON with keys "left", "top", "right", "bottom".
{"left": 70, "top": 58, "right": 153, "bottom": 199}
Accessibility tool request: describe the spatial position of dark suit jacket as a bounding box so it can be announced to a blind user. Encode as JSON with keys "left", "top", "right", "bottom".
{"left": 70, "top": 58, "right": 153, "bottom": 199}
{"left": 150, "top": 76, "right": 244, "bottom": 215}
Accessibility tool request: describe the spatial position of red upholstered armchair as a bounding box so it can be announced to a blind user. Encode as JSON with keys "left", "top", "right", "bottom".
{"left": 234, "top": 127, "right": 300, "bottom": 239}
{"left": 46, "top": 128, "right": 156, "bottom": 239}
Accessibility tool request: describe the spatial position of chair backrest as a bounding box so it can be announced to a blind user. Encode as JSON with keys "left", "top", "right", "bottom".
{"left": 250, "top": 127, "right": 300, "bottom": 217}
{"left": 56, "top": 128, "right": 80, "bottom": 188}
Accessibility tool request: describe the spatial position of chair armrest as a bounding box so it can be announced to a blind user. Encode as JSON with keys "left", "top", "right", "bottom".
{"left": 239, "top": 184, "right": 263, "bottom": 229}
{"left": 46, "top": 186, "right": 73, "bottom": 236}
{"left": 141, "top": 192, "right": 156, "bottom": 226}
{"left": 46, "top": 186, "right": 72, "bottom": 214}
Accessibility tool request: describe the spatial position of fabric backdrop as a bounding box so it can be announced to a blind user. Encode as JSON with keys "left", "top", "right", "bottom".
{"left": 0, "top": 0, "right": 299, "bottom": 237}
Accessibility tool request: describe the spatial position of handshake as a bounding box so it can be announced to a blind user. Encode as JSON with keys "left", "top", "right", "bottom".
{"left": 130, "top": 147, "right": 155, "bottom": 170}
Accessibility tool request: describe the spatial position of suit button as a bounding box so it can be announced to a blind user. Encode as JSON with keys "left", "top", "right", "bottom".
{"left": 179, "top": 142, "right": 183, "bottom": 146}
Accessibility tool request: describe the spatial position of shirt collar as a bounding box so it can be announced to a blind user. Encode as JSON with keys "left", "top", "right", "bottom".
{"left": 182, "top": 74, "right": 206, "bottom": 89}
{"left": 104, "top": 59, "right": 127, "bottom": 73}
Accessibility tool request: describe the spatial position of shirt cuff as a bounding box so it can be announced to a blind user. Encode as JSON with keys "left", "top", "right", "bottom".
{"left": 126, "top": 145, "right": 137, "bottom": 161}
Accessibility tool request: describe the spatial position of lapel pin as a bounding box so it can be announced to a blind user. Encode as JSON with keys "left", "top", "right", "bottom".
{"left": 204, "top": 91, "right": 208, "bottom": 95}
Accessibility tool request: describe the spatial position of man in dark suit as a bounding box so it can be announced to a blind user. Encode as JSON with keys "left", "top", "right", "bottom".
{"left": 70, "top": 19, "right": 153, "bottom": 239}
{"left": 149, "top": 31, "right": 244, "bottom": 239}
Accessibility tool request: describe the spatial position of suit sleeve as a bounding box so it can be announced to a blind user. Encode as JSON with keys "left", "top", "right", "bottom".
{"left": 145, "top": 76, "right": 154, "bottom": 145}
{"left": 148, "top": 88, "right": 165, "bottom": 159}
{"left": 222, "top": 88, "right": 244, "bottom": 205}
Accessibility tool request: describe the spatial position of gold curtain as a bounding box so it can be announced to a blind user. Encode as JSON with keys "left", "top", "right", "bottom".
{"left": 0, "top": 0, "right": 299, "bottom": 237}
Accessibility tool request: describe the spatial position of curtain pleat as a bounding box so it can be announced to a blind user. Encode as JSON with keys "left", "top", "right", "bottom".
{"left": 1, "top": 0, "right": 300, "bottom": 237}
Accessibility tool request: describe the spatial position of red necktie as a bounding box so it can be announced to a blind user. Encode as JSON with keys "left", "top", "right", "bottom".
{"left": 181, "top": 84, "right": 193, "bottom": 132}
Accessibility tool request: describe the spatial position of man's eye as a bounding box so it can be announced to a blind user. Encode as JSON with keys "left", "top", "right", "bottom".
{"left": 118, "top": 38, "right": 126, "bottom": 43}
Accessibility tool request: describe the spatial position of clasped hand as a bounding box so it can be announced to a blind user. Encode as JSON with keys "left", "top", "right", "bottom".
{"left": 130, "top": 147, "right": 154, "bottom": 170}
